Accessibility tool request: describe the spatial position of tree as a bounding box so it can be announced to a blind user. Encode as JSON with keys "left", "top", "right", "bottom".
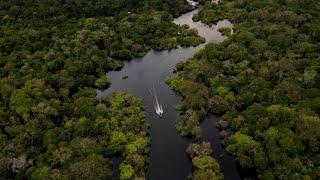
{"left": 68, "top": 154, "right": 111, "bottom": 180}
{"left": 176, "top": 109, "right": 202, "bottom": 138}
{"left": 119, "top": 163, "right": 135, "bottom": 180}
{"left": 186, "top": 142, "right": 212, "bottom": 158}
{"left": 10, "top": 79, "right": 45, "bottom": 119}
{"left": 95, "top": 76, "right": 110, "bottom": 89}
{"left": 192, "top": 156, "right": 224, "bottom": 180}
{"left": 208, "top": 96, "right": 229, "bottom": 114}
{"left": 297, "top": 116, "right": 320, "bottom": 153}
{"left": 108, "top": 131, "right": 127, "bottom": 154}
{"left": 226, "top": 133, "right": 265, "bottom": 168}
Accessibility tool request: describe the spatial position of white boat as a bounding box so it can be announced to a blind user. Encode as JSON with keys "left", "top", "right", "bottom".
{"left": 152, "top": 86, "right": 163, "bottom": 118}
{"left": 155, "top": 103, "right": 163, "bottom": 118}
{"left": 187, "top": 0, "right": 199, "bottom": 8}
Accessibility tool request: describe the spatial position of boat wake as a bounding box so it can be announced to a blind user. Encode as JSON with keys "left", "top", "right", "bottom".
{"left": 150, "top": 85, "right": 163, "bottom": 118}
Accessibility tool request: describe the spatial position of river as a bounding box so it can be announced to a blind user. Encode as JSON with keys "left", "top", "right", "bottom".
{"left": 98, "top": 8, "right": 240, "bottom": 180}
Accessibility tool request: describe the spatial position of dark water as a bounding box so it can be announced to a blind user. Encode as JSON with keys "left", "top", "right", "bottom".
{"left": 99, "top": 9, "right": 239, "bottom": 180}
{"left": 201, "top": 116, "right": 241, "bottom": 180}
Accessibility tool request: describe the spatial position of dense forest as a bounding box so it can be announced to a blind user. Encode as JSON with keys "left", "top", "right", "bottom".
{"left": 0, "top": 0, "right": 206, "bottom": 179}
{"left": 2, "top": 0, "right": 320, "bottom": 179}
{"left": 168, "top": 0, "right": 320, "bottom": 179}
{"left": 186, "top": 141, "right": 224, "bottom": 179}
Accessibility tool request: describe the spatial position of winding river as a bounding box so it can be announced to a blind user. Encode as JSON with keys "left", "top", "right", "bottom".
{"left": 99, "top": 8, "right": 240, "bottom": 180}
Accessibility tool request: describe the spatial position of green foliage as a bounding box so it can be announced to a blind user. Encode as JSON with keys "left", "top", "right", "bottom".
{"left": 125, "top": 136, "right": 150, "bottom": 155}
{"left": 193, "top": 156, "right": 217, "bottom": 170}
{"left": 166, "top": 75, "right": 189, "bottom": 93}
{"left": 297, "top": 116, "right": 320, "bottom": 153}
{"left": 1, "top": 88, "right": 149, "bottom": 179}
{"left": 1, "top": 0, "right": 196, "bottom": 178}
{"left": 192, "top": 1, "right": 226, "bottom": 25}
{"left": 119, "top": 163, "right": 135, "bottom": 180}
{"left": 176, "top": 109, "right": 202, "bottom": 138}
{"left": 30, "top": 166, "right": 63, "bottom": 180}
{"left": 186, "top": 142, "right": 224, "bottom": 180}
{"left": 95, "top": 76, "right": 110, "bottom": 89}
{"left": 227, "top": 133, "right": 265, "bottom": 168}
{"left": 96, "top": 103, "right": 107, "bottom": 116}
{"left": 10, "top": 79, "right": 45, "bottom": 119}
{"left": 108, "top": 131, "right": 127, "bottom": 154}
{"left": 169, "top": 0, "right": 320, "bottom": 178}
{"left": 179, "top": 36, "right": 206, "bottom": 47}
{"left": 186, "top": 142, "right": 212, "bottom": 158}
{"left": 208, "top": 96, "right": 230, "bottom": 114}
{"left": 68, "top": 154, "right": 111, "bottom": 180}
{"left": 168, "top": 77, "right": 209, "bottom": 117}
{"left": 218, "top": 27, "right": 232, "bottom": 37}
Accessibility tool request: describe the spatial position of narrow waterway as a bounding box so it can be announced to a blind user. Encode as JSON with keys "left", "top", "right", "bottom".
{"left": 99, "top": 8, "right": 239, "bottom": 180}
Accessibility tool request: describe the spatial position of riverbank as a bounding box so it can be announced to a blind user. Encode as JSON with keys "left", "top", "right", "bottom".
{"left": 99, "top": 6, "right": 238, "bottom": 179}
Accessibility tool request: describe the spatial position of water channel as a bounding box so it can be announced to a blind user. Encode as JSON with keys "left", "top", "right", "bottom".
{"left": 99, "top": 7, "right": 240, "bottom": 180}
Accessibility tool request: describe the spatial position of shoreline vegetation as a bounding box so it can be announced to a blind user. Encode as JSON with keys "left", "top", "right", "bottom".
{"left": 0, "top": 0, "right": 205, "bottom": 179}
{"left": 186, "top": 141, "right": 224, "bottom": 180}
{"left": 168, "top": 0, "right": 320, "bottom": 179}
{"left": 1, "top": 0, "right": 319, "bottom": 179}
{"left": 168, "top": 0, "right": 230, "bottom": 179}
